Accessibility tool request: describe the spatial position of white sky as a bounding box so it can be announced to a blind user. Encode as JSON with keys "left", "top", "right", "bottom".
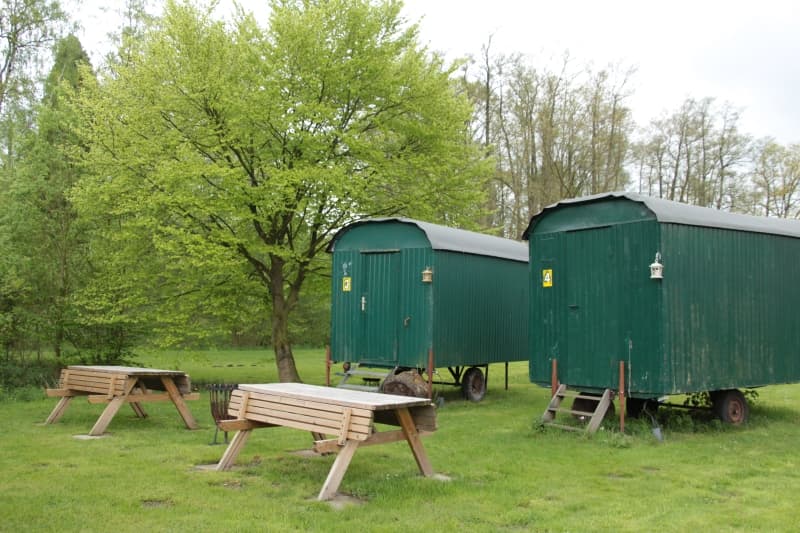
{"left": 70, "top": 0, "right": 800, "bottom": 143}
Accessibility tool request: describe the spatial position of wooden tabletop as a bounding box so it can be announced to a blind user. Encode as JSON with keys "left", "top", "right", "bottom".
{"left": 67, "top": 365, "right": 188, "bottom": 376}
{"left": 237, "top": 383, "right": 433, "bottom": 411}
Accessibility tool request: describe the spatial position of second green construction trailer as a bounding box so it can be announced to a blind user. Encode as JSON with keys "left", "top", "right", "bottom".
{"left": 328, "top": 218, "right": 529, "bottom": 400}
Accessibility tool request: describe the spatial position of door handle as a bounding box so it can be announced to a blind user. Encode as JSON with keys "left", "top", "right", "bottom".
{"left": 403, "top": 316, "right": 411, "bottom": 327}
{"left": 361, "top": 296, "right": 366, "bottom": 312}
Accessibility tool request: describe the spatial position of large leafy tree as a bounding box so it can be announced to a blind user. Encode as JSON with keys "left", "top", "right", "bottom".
{"left": 4, "top": 35, "right": 94, "bottom": 358}
{"left": 72, "top": 0, "right": 489, "bottom": 381}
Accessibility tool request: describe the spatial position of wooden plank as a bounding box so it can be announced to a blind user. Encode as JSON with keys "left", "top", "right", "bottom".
{"left": 337, "top": 408, "right": 353, "bottom": 445}
{"left": 86, "top": 392, "right": 199, "bottom": 404}
{"left": 228, "top": 391, "right": 373, "bottom": 420}
{"left": 161, "top": 376, "right": 199, "bottom": 430}
{"left": 45, "top": 396, "right": 73, "bottom": 424}
{"left": 237, "top": 383, "right": 433, "bottom": 410}
{"left": 130, "top": 402, "right": 148, "bottom": 418}
{"left": 317, "top": 439, "right": 359, "bottom": 501}
{"left": 239, "top": 410, "right": 371, "bottom": 441}
{"left": 396, "top": 407, "right": 434, "bottom": 477}
{"left": 89, "top": 396, "right": 126, "bottom": 436}
{"left": 237, "top": 391, "right": 251, "bottom": 418}
{"left": 87, "top": 377, "right": 139, "bottom": 435}
{"left": 586, "top": 389, "right": 613, "bottom": 434}
{"left": 215, "top": 429, "right": 252, "bottom": 471}
{"left": 234, "top": 402, "right": 372, "bottom": 435}
{"left": 216, "top": 419, "right": 274, "bottom": 432}
{"left": 314, "top": 429, "right": 435, "bottom": 454}
{"left": 68, "top": 365, "right": 187, "bottom": 376}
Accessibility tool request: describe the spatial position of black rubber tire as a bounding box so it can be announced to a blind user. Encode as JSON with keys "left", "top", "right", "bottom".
{"left": 461, "top": 367, "right": 486, "bottom": 402}
{"left": 712, "top": 389, "right": 749, "bottom": 425}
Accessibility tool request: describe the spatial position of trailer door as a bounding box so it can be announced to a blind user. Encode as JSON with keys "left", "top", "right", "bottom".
{"left": 358, "top": 251, "right": 401, "bottom": 365}
{"left": 564, "top": 226, "right": 621, "bottom": 386}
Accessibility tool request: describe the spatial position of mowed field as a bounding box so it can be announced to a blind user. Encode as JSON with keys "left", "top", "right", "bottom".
{"left": 2, "top": 348, "right": 799, "bottom": 532}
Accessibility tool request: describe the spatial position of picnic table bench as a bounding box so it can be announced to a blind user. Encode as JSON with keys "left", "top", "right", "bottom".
{"left": 45, "top": 365, "right": 200, "bottom": 436}
{"left": 214, "top": 383, "right": 437, "bottom": 500}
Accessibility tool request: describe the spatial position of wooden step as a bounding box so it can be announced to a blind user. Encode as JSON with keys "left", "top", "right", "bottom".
{"left": 555, "top": 391, "right": 605, "bottom": 401}
{"left": 542, "top": 385, "right": 614, "bottom": 435}
{"left": 550, "top": 407, "right": 596, "bottom": 416}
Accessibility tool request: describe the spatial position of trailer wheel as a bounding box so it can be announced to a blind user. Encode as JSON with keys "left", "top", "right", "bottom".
{"left": 461, "top": 367, "right": 486, "bottom": 402}
{"left": 712, "top": 389, "right": 749, "bottom": 425}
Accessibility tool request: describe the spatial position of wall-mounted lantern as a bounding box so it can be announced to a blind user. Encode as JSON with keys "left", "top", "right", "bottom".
{"left": 422, "top": 266, "right": 433, "bottom": 283}
{"left": 649, "top": 252, "right": 664, "bottom": 280}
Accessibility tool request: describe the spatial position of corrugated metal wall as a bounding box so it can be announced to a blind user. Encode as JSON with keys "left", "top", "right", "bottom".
{"left": 433, "top": 252, "right": 529, "bottom": 366}
{"left": 529, "top": 218, "right": 661, "bottom": 394}
{"left": 661, "top": 224, "right": 800, "bottom": 393}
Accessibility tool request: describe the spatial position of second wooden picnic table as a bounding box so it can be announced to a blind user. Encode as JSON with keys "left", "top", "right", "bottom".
{"left": 214, "top": 382, "right": 438, "bottom": 500}
{"left": 45, "top": 365, "right": 200, "bottom": 436}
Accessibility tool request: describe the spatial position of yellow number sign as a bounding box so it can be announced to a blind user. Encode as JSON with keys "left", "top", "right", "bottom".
{"left": 342, "top": 277, "right": 352, "bottom": 292}
{"left": 542, "top": 269, "right": 553, "bottom": 288}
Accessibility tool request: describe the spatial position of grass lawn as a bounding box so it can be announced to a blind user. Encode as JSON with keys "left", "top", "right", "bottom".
{"left": 2, "top": 348, "right": 799, "bottom": 532}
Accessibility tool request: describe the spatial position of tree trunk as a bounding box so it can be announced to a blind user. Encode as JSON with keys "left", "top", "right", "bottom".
{"left": 269, "top": 256, "right": 301, "bottom": 383}
{"left": 271, "top": 293, "right": 301, "bottom": 382}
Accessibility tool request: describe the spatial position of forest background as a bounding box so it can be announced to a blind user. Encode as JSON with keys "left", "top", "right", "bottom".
{"left": 2, "top": 0, "right": 799, "bottom": 386}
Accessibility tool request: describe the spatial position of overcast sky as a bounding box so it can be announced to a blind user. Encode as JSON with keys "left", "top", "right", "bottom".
{"left": 71, "top": 0, "right": 800, "bottom": 143}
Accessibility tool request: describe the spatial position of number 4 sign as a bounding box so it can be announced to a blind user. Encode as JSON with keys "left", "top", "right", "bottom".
{"left": 542, "top": 269, "right": 553, "bottom": 288}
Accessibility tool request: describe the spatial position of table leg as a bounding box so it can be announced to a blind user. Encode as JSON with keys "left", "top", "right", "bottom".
{"left": 129, "top": 384, "right": 148, "bottom": 418}
{"left": 215, "top": 429, "right": 252, "bottom": 471}
{"left": 396, "top": 407, "right": 434, "bottom": 477}
{"left": 88, "top": 377, "right": 137, "bottom": 436}
{"left": 161, "top": 376, "right": 198, "bottom": 429}
{"left": 89, "top": 396, "right": 127, "bottom": 436}
{"left": 318, "top": 439, "right": 359, "bottom": 501}
{"left": 45, "top": 396, "right": 74, "bottom": 424}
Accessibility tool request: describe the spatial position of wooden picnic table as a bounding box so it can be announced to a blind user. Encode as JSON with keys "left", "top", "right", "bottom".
{"left": 45, "top": 365, "right": 200, "bottom": 436}
{"left": 214, "top": 383, "right": 437, "bottom": 501}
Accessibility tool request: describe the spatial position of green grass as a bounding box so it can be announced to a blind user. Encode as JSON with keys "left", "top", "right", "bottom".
{"left": 2, "top": 350, "right": 800, "bottom": 532}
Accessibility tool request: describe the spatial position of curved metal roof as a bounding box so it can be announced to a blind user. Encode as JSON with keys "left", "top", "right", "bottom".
{"left": 328, "top": 217, "right": 529, "bottom": 263}
{"left": 523, "top": 191, "right": 800, "bottom": 239}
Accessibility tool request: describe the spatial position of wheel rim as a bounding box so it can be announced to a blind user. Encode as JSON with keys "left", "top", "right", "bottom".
{"left": 726, "top": 397, "right": 745, "bottom": 424}
{"left": 469, "top": 372, "right": 484, "bottom": 394}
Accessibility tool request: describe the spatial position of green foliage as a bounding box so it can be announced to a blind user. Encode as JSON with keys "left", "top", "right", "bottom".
{"left": 0, "top": 358, "right": 61, "bottom": 391}
{"left": 71, "top": 0, "right": 490, "bottom": 379}
{"left": 3, "top": 35, "right": 99, "bottom": 361}
{"left": 0, "top": 0, "right": 69, "bottom": 115}
{"left": 683, "top": 390, "right": 712, "bottom": 408}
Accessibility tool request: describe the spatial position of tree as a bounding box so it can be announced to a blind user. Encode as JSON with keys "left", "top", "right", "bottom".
{"left": 72, "top": 0, "right": 489, "bottom": 381}
{"left": 464, "top": 50, "right": 634, "bottom": 237}
{"left": 750, "top": 139, "right": 800, "bottom": 218}
{"left": 4, "top": 35, "right": 95, "bottom": 359}
{"left": 631, "top": 97, "right": 751, "bottom": 210}
{"left": 0, "top": 0, "right": 68, "bottom": 114}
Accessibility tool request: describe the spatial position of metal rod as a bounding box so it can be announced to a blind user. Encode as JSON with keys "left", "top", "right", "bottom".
{"left": 551, "top": 359, "right": 558, "bottom": 398}
{"left": 505, "top": 362, "right": 509, "bottom": 390}
{"left": 619, "top": 360, "right": 626, "bottom": 433}
{"left": 427, "top": 349, "right": 434, "bottom": 399}
{"left": 325, "top": 345, "right": 331, "bottom": 387}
